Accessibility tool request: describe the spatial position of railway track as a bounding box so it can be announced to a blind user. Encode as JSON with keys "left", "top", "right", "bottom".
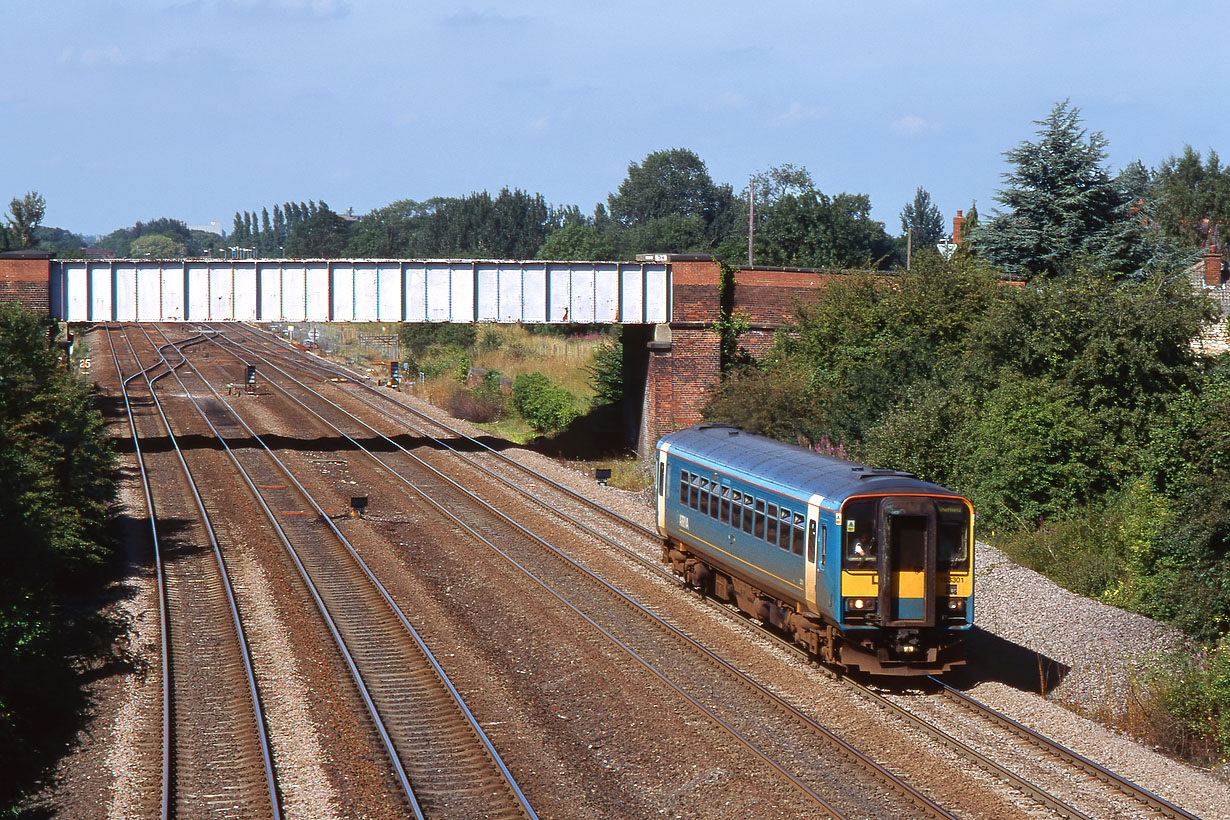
{"left": 199, "top": 325, "right": 982, "bottom": 819}
{"left": 106, "top": 324, "right": 281, "bottom": 820}
{"left": 209, "top": 323, "right": 1209, "bottom": 819}
{"left": 141, "top": 324, "right": 537, "bottom": 820}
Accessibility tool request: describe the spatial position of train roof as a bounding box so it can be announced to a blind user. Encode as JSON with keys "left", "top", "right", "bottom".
{"left": 659, "top": 424, "right": 963, "bottom": 504}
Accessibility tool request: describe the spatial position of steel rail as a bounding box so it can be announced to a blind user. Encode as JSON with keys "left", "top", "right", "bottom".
{"left": 228, "top": 322, "right": 1211, "bottom": 820}
{"left": 200, "top": 327, "right": 959, "bottom": 820}
{"left": 928, "top": 678, "right": 1203, "bottom": 820}
{"left": 222, "top": 323, "right": 1207, "bottom": 820}
{"left": 223, "top": 322, "right": 661, "bottom": 541}
{"left": 104, "top": 324, "right": 174, "bottom": 820}
{"left": 107, "top": 324, "right": 282, "bottom": 820}
{"left": 211, "top": 328, "right": 670, "bottom": 578}
{"left": 145, "top": 324, "right": 536, "bottom": 820}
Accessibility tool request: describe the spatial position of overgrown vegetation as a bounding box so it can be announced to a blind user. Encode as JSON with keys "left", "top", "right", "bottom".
{"left": 0, "top": 308, "right": 118, "bottom": 809}
{"left": 706, "top": 101, "right": 1230, "bottom": 767}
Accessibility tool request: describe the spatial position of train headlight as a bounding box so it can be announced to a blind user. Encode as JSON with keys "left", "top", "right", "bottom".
{"left": 844, "top": 597, "right": 877, "bottom": 614}
{"left": 946, "top": 598, "right": 967, "bottom": 613}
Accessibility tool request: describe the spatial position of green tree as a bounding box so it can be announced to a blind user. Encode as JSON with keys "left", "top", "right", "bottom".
{"left": 587, "top": 331, "right": 623, "bottom": 405}
{"left": 899, "top": 186, "right": 945, "bottom": 255}
{"left": 1149, "top": 146, "right": 1230, "bottom": 249}
{"left": 0, "top": 306, "right": 117, "bottom": 803}
{"left": 284, "top": 205, "right": 354, "bottom": 258}
{"left": 755, "top": 190, "right": 895, "bottom": 270}
{"left": 607, "top": 148, "right": 735, "bottom": 254}
{"left": 130, "top": 233, "right": 186, "bottom": 258}
{"left": 972, "top": 101, "right": 1127, "bottom": 278}
{"left": 535, "top": 223, "right": 616, "bottom": 261}
{"left": 7, "top": 191, "right": 46, "bottom": 249}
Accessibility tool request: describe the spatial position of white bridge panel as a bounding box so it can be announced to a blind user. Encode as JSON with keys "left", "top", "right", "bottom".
{"left": 234, "top": 263, "right": 258, "bottom": 321}
{"left": 377, "top": 263, "right": 402, "bottom": 321}
{"left": 280, "top": 263, "right": 307, "bottom": 322}
{"left": 113, "top": 264, "right": 137, "bottom": 322}
{"left": 208, "top": 266, "right": 233, "bottom": 321}
{"left": 90, "top": 266, "right": 111, "bottom": 321}
{"left": 160, "top": 265, "right": 185, "bottom": 322}
{"left": 499, "top": 264, "right": 525, "bottom": 322}
{"left": 257, "top": 264, "right": 281, "bottom": 322}
{"left": 571, "top": 267, "right": 597, "bottom": 323}
{"left": 476, "top": 263, "right": 499, "bottom": 322}
{"left": 305, "top": 263, "right": 330, "bottom": 321}
{"left": 333, "top": 264, "right": 356, "bottom": 322}
{"left": 353, "top": 264, "right": 379, "bottom": 322}
{"left": 51, "top": 258, "right": 670, "bottom": 324}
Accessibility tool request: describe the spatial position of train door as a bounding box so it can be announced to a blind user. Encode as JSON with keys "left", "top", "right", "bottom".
{"left": 804, "top": 495, "right": 824, "bottom": 613}
{"left": 656, "top": 443, "right": 671, "bottom": 533}
{"left": 878, "top": 498, "right": 937, "bottom": 626}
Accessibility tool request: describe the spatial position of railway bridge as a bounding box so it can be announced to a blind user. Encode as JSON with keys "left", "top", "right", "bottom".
{"left": 1, "top": 251, "right": 845, "bottom": 453}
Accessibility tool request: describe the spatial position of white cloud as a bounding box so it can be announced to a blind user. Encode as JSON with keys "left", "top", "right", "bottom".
{"left": 891, "top": 114, "right": 941, "bottom": 136}
{"left": 60, "top": 46, "right": 130, "bottom": 67}
{"left": 775, "top": 101, "right": 824, "bottom": 124}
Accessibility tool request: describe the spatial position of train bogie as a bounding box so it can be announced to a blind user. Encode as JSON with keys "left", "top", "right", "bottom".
{"left": 656, "top": 424, "right": 972, "bottom": 676}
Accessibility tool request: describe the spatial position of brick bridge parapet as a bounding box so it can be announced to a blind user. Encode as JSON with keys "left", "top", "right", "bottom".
{"left": 0, "top": 251, "right": 52, "bottom": 313}
{"left": 639, "top": 255, "right": 842, "bottom": 454}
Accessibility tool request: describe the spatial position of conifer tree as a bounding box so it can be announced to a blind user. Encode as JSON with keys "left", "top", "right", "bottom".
{"left": 973, "top": 101, "right": 1124, "bottom": 278}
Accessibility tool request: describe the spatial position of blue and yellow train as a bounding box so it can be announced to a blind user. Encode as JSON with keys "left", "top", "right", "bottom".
{"left": 655, "top": 424, "right": 973, "bottom": 675}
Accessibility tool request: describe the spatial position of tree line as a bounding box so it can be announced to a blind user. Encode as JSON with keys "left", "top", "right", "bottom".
{"left": 10, "top": 127, "right": 1230, "bottom": 271}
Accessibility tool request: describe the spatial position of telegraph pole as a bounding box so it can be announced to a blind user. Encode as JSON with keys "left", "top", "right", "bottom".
{"left": 748, "top": 180, "right": 755, "bottom": 268}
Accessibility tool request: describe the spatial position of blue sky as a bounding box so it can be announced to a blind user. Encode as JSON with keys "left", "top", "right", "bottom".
{"left": 5, "top": 1, "right": 1227, "bottom": 239}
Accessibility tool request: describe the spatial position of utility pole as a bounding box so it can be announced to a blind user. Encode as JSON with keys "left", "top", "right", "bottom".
{"left": 748, "top": 180, "right": 755, "bottom": 268}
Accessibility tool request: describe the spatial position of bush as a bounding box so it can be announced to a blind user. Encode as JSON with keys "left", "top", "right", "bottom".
{"left": 587, "top": 334, "right": 623, "bottom": 406}
{"left": 477, "top": 327, "right": 503, "bottom": 352}
{"left": 1134, "top": 641, "right": 1230, "bottom": 765}
{"left": 398, "top": 322, "right": 477, "bottom": 357}
{"left": 512, "top": 372, "right": 580, "bottom": 433}
{"left": 994, "top": 482, "right": 1170, "bottom": 600}
{"left": 446, "top": 387, "right": 505, "bottom": 423}
{"left": 418, "top": 344, "right": 471, "bottom": 382}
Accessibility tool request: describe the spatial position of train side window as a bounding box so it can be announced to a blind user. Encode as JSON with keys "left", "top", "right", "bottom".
{"left": 821, "top": 527, "right": 827, "bottom": 565}
{"left": 658, "top": 463, "right": 664, "bottom": 497}
{"left": 754, "top": 499, "right": 765, "bottom": 540}
{"left": 731, "top": 490, "right": 742, "bottom": 530}
{"left": 688, "top": 474, "right": 699, "bottom": 510}
{"left": 709, "top": 481, "right": 720, "bottom": 519}
{"left": 777, "top": 506, "right": 792, "bottom": 551}
{"left": 698, "top": 478, "right": 710, "bottom": 516}
{"left": 793, "top": 512, "right": 806, "bottom": 556}
{"left": 679, "top": 470, "right": 689, "bottom": 505}
{"left": 807, "top": 520, "right": 817, "bottom": 562}
{"left": 742, "top": 495, "right": 755, "bottom": 534}
{"left": 765, "top": 502, "right": 778, "bottom": 545}
{"left": 719, "top": 485, "right": 731, "bottom": 524}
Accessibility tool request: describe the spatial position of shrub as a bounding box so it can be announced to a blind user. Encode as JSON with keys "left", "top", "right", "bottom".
{"left": 446, "top": 387, "right": 504, "bottom": 423}
{"left": 478, "top": 327, "right": 503, "bottom": 352}
{"left": 512, "top": 372, "right": 580, "bottom": 433}
{"left": 418, "top": 344, "right": 471, "bottom": 382}
{"left": 398, "top": 322, "right": 477, "bottom": 356}
{"left": 1133, "top": 641, "right": 1230, "bottom": 764}
{"left": 587, "top": 336, "right": 623, "bottom": 405}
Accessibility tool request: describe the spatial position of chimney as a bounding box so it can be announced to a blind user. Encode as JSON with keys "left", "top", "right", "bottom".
{"left": 1204, "top": 246, "right": 1224, "bottom": 287}
{"left": 952, "top": 210, "right": 965, "bottom": 245}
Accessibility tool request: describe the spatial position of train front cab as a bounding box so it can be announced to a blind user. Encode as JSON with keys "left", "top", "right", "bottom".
{"left": 836, "top": 495, "right": 972, "bottom": 675}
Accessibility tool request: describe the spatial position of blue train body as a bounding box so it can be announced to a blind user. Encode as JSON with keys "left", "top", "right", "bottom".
{"left": 655, "top": 424, "right": 973, "bottom": 675}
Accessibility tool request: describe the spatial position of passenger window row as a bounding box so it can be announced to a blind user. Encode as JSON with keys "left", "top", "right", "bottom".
{"left": 679, "top": 470, "right": 805, "bottom": 556}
